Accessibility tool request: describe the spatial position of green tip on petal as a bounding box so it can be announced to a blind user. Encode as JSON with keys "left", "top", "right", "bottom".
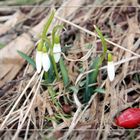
{"left": 108, "top": 53, "right": 113, "bottom": 62}
{"left": 42, "top": 45, "right": 47, "bottom": 53}
{"left": 37, "top": 40, "right": 43, "bottom": 51}
{"left": 54, "top": 35, "right": 60, "bottom": 44}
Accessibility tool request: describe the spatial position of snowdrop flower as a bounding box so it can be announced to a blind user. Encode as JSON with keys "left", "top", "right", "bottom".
{"left": 107, "top": 53, "right": 115, "bottom": 81}
{"left": 36, "top": 41, "right": 50, "bottom": 73}
{"left": 53, "top": 43, "right": 61, "bottom": 63}
{"left": 42, "top": 45, "right": 51, "bottom": 72}
{"left": 36, "top": 50, "right": 42, "bottom": 73}
{"left": 53, "top": 35, "right": 61, "bottom": 63}
{"left": 36, "top": 41, "right": 43, "bottom": 73}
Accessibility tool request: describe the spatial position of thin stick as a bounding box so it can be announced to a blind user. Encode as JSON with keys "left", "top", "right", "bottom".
{"left": 22, "top": 75, "right": 40, "bottom": 107}
{"left": 75, "top": 55, "right": 139, "bottom": 84}
{"left": 12, "top": 71, "right": 44, "bottom": 140}
{"left": 61, "top": 46, "right": 94, "bottom": 62}
{"left": 0, "top": 72, "right": 38, "bottom": 129}
{"left": 24, "top": 115, "right": 31, "bottom": 140}
{"left": 63, "top": 81, "right": 105, "bottom": 139}
{"left": 55, "top": 15, "right": 140, "bottom": 57}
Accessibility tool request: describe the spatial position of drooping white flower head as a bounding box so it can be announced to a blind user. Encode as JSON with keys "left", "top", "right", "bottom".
{"left": 36, "top": 51, "right": 42, "bottom": 73}
{"left": 107, "top": 61, "right": 115, "bottom": 81}
{"left": 36, "top": 41, "right": 51, "bottom": 73}
{"left": 53, "top": 35, "right": 61, "bottom": 63}
{"left": 35, "top": 34, "right": 62, "bottom": 73}
{"left": 36, "top": 40, "right": 43, "bottom": 73}
{"left": 107, "top": 53, "right": 115, "bottom": 81}
{"left": 42, "top": 53, "right": 51, "bottom": 72}
{"left": 42, "top": 45, "right": 50, "bottom": 72}
{"left": 53, "top": 43, "right": 61, "bottom": 63}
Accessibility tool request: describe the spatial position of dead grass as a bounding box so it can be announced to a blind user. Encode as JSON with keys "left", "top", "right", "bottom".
{"left": 0, "top": 0, "right": 140, "bottom": 140}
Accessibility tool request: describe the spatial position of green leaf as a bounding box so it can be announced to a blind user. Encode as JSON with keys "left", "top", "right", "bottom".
{"left": 37, "top": 11, "right": 54, "bottom": 53}
{"left": 84, "top": 56, "right": 101, "bottom": 102}
{"left": 59, "top": 57, "right": 69, "bottom": 87}
{"left": 48, "top": 86, "right": 60, "bottom": 107}
{"left": 42, "top": 10, "right": 55, "bottom": 39}
{"left": 43, "top": 65, "right": 55, "bottom": 84}
{"left": 17, "top": 50, "right": 36, "bottom": 69}
{"left": 69, "top": 86, "right": 79, "bottom": 94}
{"left": 83, "top": 27, "right": 108, "bottom": 102}
{"left": 52, "top": 25, "right": 63, "bottom": 46}
{"left": 50, "top": 53, "right": 59, "bottom": 80}
{"left": 94, "top": 88, "right": 105, "bottom": 94}
{"left": 94, "top": 26, "right": 107, "bottom": 54}
{"left": 89, "top": 57, "right": 101, "bottom": 83}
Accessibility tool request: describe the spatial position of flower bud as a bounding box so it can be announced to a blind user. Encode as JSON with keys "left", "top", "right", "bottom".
{"left": 42, "top": 53, "right": 50, "bottom": 72}
{"left": 53, "top": 43, "right": 61, "bottom": 63}
{"left": 107, "top": 53, "right": 115, "bottom": 81}
{"left": 36, "top": 51, "right": 42, "bottom": 73}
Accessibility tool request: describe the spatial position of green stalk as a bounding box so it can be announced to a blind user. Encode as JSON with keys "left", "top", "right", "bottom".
{"left": 39, "top": 10, "right": 55, "bottom": 53}
{"left": 49, "top": 25, "right": 63, "bottom": 81}
{"left": 42, "top": 10, "right": 55, "bottom": 39}
{"left": 94, "top": 25, "right": 107, "bottom": 63}
{"left": 50, "top": 50, "right": 59, "bottom": 80}
{"left": 84, "top": 26, "right": 108, "bottom": 103}
{"left": 52, "top": 25, "right": 63, "bottom": 47}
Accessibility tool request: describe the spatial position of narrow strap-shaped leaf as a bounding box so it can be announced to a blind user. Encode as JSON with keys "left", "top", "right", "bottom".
{"left": 42, "top": 10, "right": 55, "bottom": 39}
{"left": 84, "top": 56, "right": 100, "bottom": 102}
{"left": 84, "top": 27, "right": 108, "bottom": 102}
{"left": 50, "top": 53, "right": 59, "bottom": 80}
{"left": 89, "top": 56, "right": 100, "bottom": 84}
{"left": 94, "top": 88, "right": 105, "bottom": 94}
{"left": 43, "top": 65, "right": 55, "bottom": 84}
{"left": 94, "top": 26, "right": 107, "bottom": 54}
{"left": 69, "top": 86, "right": 79, "bottom": 94}
{"left": 59, "top": 57, "right": 69, "bottom": 87}
{"left": 17, "top": 50, "right": 36, "bottom": 69}
{"left": 48, "top": 86, "right": 60, "bottom": 107}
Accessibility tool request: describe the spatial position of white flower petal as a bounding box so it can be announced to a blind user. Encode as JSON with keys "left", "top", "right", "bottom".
{"left": 36, "top": 51, "right": 42, "bottom": 73}
{"left": 42, "top": 53, "right": 51, "bottom": 72}
{"left": 107, "top": 61, "right": 115, "bottom": 81}
{"left": 53, "top": 44, "right": 61, "bottom": 63}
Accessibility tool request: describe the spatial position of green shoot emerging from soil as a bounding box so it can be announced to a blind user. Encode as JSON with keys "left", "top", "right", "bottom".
{"left": 18, "top": 10, "right": 69, "bottom": 87}
{"left": 17, "top": 11, "right": 115, "bottom": 105}
{"left": 84, "top": 26, "right": 115, "bottom": 102}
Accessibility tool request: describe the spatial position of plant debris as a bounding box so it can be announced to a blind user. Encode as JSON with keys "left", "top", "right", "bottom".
{"left": 0, "top": 0, "right": 140, "bottom": 140}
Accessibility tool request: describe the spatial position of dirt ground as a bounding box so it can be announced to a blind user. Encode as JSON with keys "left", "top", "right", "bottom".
{"left": 0, "top": 0, "right": 140, "bottom": 139}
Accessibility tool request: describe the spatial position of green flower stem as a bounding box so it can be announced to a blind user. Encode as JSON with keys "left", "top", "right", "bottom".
{"left": 52, "top": 25, "right": 63, "bottom": 48}
{"left": 42, "top": 10, "right": 55, "bottom": 39}
{"left": 108, "top": 53, "right": 113, "bottom": 62}
{"left": 94, "top": 26, "right": 108, "bottom": 65}
{"left": 37, "top": 11, "right": 55, "bottom": 53}
{"left": 50, "top": 50, "right": 59, "bottom": 80}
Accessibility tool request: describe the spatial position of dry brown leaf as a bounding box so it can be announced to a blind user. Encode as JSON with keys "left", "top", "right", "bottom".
{"left": 0, "top": 0, "right": 86, "bottom": 88}
{"left": 0, "top": 11, "right": 25, "bottom": 36}
{"left": 123, "top": 17, "right": 139, "bottom": 77}
{"left": 0, "top": 33, "right": 34, "bottom": 87}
